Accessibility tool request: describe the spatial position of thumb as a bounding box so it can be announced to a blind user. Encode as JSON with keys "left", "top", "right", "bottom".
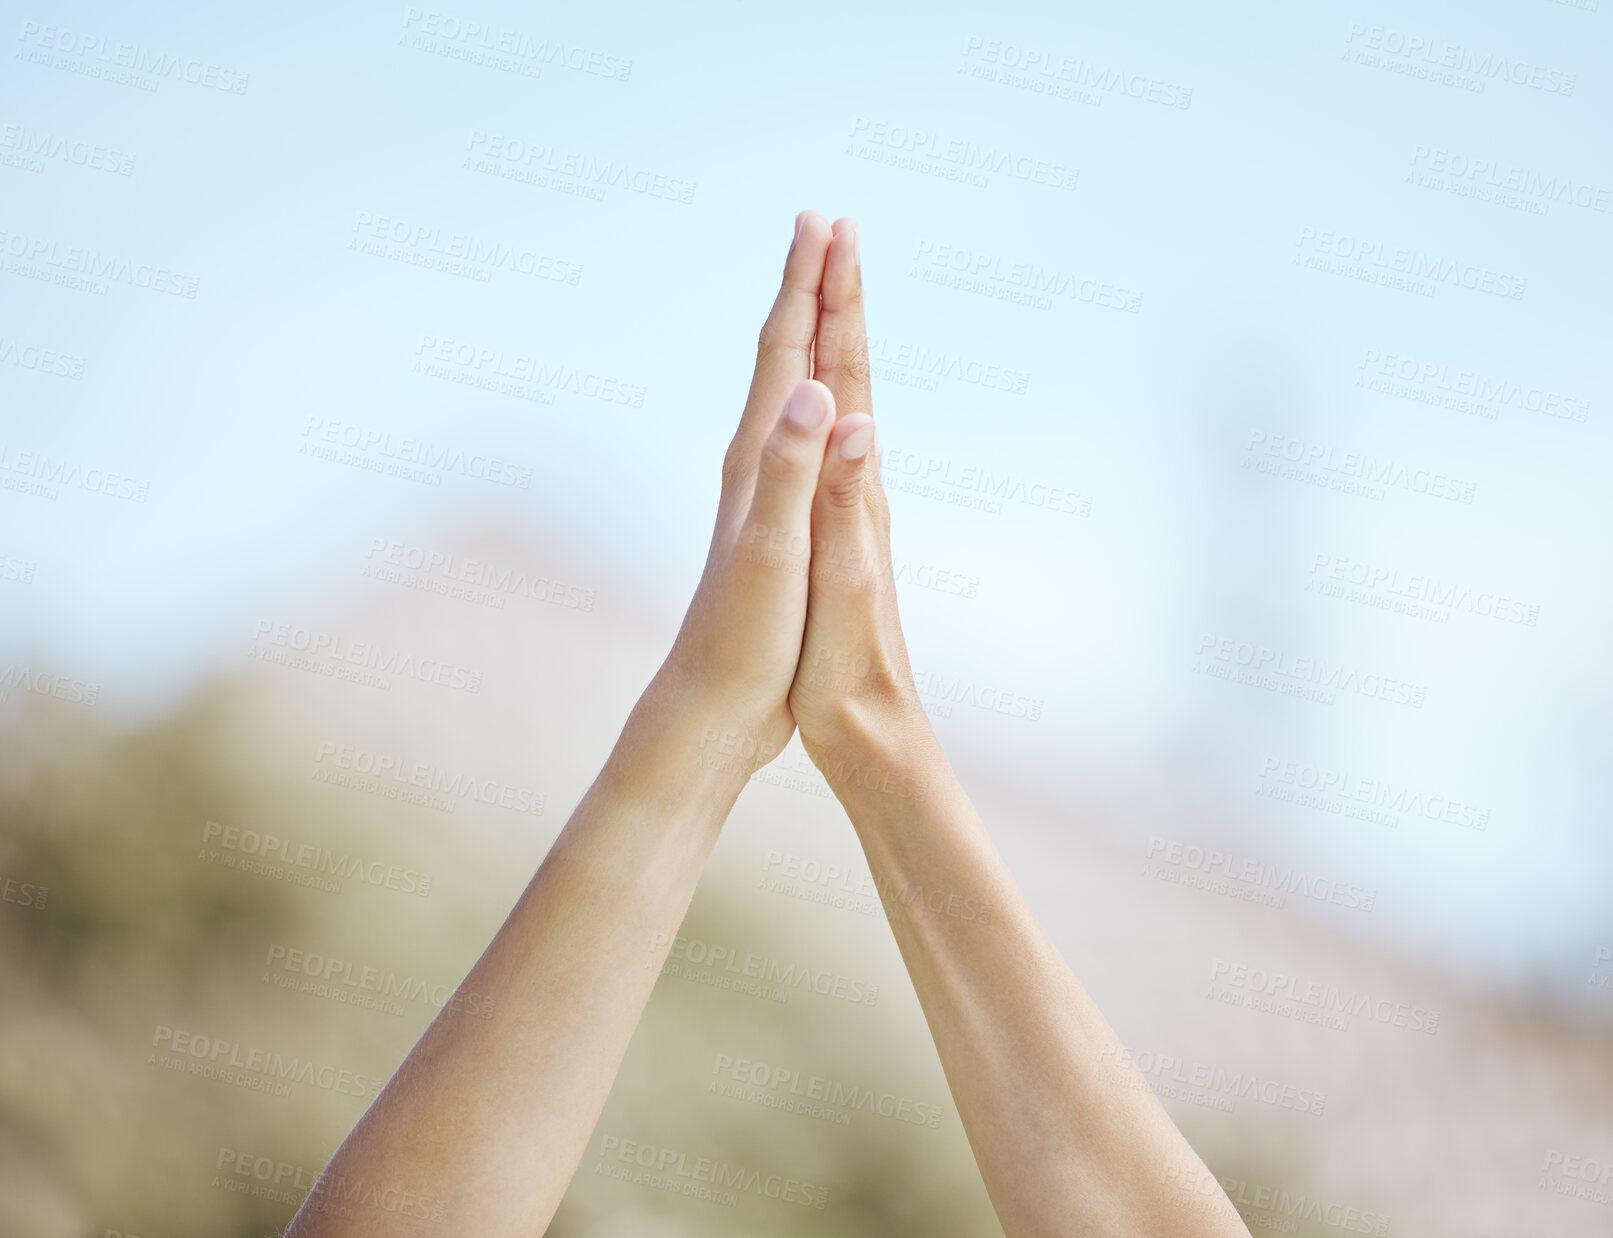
{"left": 736, "top": 380, "right": 837, "bottom": 576}
{"left": 810, "top": 413, "right": 879, "bottom": 590}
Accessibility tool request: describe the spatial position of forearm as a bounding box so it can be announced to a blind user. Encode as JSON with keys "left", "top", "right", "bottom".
{"left": 818, "top": 715, "right": 1249, "bottom": 1238}
{"left": 287, "top": 669, "right": 748, "bottom": 1238}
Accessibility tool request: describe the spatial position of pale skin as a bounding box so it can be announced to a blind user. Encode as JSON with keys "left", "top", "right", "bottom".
{"left": 284, "top": 213, "right": 1251, "bottom": 1238}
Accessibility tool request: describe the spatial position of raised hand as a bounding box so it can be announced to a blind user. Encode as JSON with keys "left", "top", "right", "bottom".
{"left": 288, "top": 212, "right": 1250, "bottom": 1238}
{"left": 661, "top": 210, "right": 841, "bottom": 766}
{"left": 783, "top": 220, "right": 1251, "bottom": 1238}
{"left": 288, "top": 214, "right": 849, "bottom": 1238}
{"left": 784, "top": 218, "right": 941, "bottom": 788}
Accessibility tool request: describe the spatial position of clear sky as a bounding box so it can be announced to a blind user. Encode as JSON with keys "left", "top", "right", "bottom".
{"left": 2, "top": 0, "right": 1609, "bottom": 994}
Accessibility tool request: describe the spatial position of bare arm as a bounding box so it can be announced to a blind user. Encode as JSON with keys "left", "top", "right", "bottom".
{"left": 284, "top": 683, "right": 741, "bottom": 1234}
{"left": 787, "top": 217, "right": 1251, "bottom": 1238}
{"left": 286, "top": 213, "right": 844, "bottom": 1237}
{"left": 823, "top": 724, "right": 1248, "bottom": 1238}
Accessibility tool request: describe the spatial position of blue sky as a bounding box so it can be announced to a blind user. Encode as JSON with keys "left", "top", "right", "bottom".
{"left": 2, "top": 0, "right": 1610, "bottom": 994}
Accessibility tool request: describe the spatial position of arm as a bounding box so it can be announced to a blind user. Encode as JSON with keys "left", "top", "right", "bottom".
{"left": 286, "top": 212, "right": 844, "bottom": 1238}
{"left": 787, "top": 217, "right": 1252, "bottom": 1238}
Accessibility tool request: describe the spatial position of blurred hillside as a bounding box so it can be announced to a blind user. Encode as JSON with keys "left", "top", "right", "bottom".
{"left": 0, "top": 525, "right": 1609, "bottom": 1237}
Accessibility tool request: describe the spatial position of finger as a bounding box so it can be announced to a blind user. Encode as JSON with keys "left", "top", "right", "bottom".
{"left": 812, "top": 219, "right": 872, "bottom": 424}
{"left": 809, "top": 413, "right": 879, "bottom": 592}
{"left": 724, "top": 212, "right": 834, "bottom": 489}
{"left": 734, "top": 380, "right": 837, "bottom": 588}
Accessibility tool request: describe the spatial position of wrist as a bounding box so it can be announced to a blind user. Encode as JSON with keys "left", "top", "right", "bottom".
{"left": 599, "top": 666, "right": 762, "bottom": 837}
{"left": 801, "top": 700, "right": 952, "bottom": 813}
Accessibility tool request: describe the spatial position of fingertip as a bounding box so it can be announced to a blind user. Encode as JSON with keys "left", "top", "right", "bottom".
{"left": 797, "top": 211, "right": 831, "bottom": 247}
{"left": 830, "top": 413, "right": 875, "bottom": 460}
{"left": 782, "top": 379, "right": 835, "bottom": 431}
{"left": 801, "top": 377, "right": 835, "bottom": 404}
{"left": 821, "top": 223, "right": 862, "bottom": 305}
{"left": 784, "top": 212, "right": 834, "bottom": 284}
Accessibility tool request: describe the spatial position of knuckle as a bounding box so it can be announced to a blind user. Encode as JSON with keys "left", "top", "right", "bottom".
{"left": 756, "top": 435, "right": 805, "bottom": 487}
{"left": 823, "top": 467, "right": 867, "bottom": 510}
{"left": 720, "top": 446, "right": 750, "bottom": 493}
{"left": 820, "top": 322, "right": 858, "bottom": 355}
{"left": 867, "top": 483, "right": 892, "bottom": 529}
{"left": 840, "top": 339, "right": 871, "bottom": 387}
{"left": 757, "top": 318, "right": 808, "bottom": 360}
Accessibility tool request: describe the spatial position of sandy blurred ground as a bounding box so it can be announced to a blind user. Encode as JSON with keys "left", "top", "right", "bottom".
{"left": 2, "top": 524, "right": 1610, "bottom": 1238}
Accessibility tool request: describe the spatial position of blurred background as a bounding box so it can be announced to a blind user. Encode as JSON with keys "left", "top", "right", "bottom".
{"left": 2, "top": 1, "right": 1611, "bottom": 1235}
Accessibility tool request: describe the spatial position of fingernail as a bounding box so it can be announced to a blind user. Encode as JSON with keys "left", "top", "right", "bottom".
{"left": 794, "top": 212, "right": 805, "bottom": 244}
{"left": 785, "top": 383, "right": 830, "bottom": 428}
{"left": 839, "top": 420, "right": 874, "bottom": 459}
{"left": 850, "top": 223, "right": 860, "bottom": 265}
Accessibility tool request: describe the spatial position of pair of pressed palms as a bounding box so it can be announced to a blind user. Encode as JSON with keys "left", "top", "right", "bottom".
{"left": 286, "top": 212, "right": 1251, "bottom": 1238}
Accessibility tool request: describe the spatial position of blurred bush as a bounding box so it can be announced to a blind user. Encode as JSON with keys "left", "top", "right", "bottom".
{"left": 2, "top": 673, "right": 1325, "bottom": 1237}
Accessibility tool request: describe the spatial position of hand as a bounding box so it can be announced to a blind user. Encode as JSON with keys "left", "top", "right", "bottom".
{"left": 785, "top": 219, "right": 940, "bottom": 782}
{"left": 658, "top": 211, "right": 840, "bottom": 765}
